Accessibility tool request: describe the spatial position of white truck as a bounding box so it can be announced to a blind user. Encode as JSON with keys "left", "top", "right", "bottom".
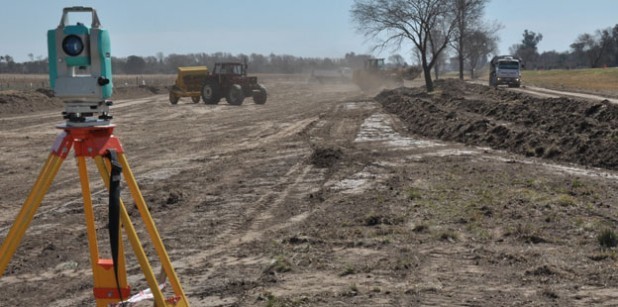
{"left": 488, "top": 56, "right": 523, "bottom": 88}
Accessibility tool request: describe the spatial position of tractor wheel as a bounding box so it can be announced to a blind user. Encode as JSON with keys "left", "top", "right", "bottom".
{"left": 253, "top": 84, "right": 267, "bottom": 104}
{"left": 227, "top": 84, "right": 245, "bottom": 105}
{"left": 202, "top": 81, "right": 221, "bottom": 104}
{"left": 191, "top": 96, "right": 201, "bottom": 103}
{"left": 169, "top": 88, "right": 179, "bottom": 105}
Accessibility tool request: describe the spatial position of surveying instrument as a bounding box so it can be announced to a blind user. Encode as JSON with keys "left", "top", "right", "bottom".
{"left": 0, "top": 7, "right": 189, "bottom": 306}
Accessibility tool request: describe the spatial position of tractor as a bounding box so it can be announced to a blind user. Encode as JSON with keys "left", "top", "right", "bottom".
{"left": 201, "top": 62, "right": 267, "bottom": 105}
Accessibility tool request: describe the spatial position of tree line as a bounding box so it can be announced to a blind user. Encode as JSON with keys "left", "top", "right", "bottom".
{"left": 0, "top": 52, "right": 382, "bottom": 75}
{"left": 511, "top": 25, "right": 618, "bottom": 69}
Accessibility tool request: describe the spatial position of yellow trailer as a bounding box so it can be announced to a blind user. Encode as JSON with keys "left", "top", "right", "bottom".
{"left": 169, "top": 66, "right": 209, "bottom": 104}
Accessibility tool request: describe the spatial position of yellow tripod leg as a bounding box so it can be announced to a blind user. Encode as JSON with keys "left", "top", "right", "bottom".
{"left": 78, "top": 156, "right": 130, "bottom": 307}
{"left": 94, "top": 156, "right": 173, "bottom": 306}
{"left": 0, "top": 152, "right": 64, "bottom": 276}
{"left": 118, "top": 153, "right": 189, "bottom": 306}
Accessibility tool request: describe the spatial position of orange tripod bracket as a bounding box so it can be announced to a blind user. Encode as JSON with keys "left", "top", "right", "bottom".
{"left": 0, "top": 125, "right": 189, "bottom": 307}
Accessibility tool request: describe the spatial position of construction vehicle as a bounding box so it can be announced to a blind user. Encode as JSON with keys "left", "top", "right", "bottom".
{"left": 201, "top": 62, "right": 267, "bottom": 105}
{"left": 169, "top": 66, "right": 209, "bottom": 104}
{"left": 488, "top": 55, "right": 523, "bottom": 88}
{"left": 352, "top": 58, "right": 407, "bottom": 91}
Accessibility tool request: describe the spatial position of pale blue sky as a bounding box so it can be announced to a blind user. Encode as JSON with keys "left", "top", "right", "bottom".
{"left": 1, "top": 0, "right": 617, "bottom": 63}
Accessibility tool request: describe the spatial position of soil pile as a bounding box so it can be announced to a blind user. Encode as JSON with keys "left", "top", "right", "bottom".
{"left": 376, "top": 79, "right": 618, "bottom": 170}
{"left": 0, "top": 89, "right": 64, "bottom": 115}
{"left": 0, "top": 85, "right": 166, "bottom": 116}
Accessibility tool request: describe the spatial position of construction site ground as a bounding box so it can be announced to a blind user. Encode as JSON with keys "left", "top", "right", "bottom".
{"left": 1, "top": 75, "right": 618, "bottom": 306}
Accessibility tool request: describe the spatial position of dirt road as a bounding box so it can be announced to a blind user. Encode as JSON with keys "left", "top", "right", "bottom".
{"left": 1, "top": 76, "right": 618, "bottom": 306}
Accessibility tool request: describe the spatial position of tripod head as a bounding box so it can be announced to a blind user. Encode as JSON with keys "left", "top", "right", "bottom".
{"left": 48, "top": 6, "right": 113, "bottom": 127}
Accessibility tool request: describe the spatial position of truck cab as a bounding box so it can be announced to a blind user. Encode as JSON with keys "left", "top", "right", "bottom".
{"left": 489, "top": 56, "right": 522, "bottom": 88}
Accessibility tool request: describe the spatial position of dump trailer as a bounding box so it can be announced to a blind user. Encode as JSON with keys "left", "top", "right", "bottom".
{"left": 169, "top": 66, "right": 209, "bottom": 104}
{"left": 488, "top": 56, "right": 522, "bottom": 88}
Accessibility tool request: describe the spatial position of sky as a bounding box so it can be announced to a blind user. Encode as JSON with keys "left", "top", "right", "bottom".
{"left": 0, "top": 0, "right": 617, "bottom": 63}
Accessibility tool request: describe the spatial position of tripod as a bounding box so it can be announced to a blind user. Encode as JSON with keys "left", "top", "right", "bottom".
{"left": 0, "top": 124, "right": 188, "bottom": 306}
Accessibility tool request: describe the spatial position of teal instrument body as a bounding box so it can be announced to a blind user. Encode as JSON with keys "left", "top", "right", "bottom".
{"left": 47, "top": 7, "right": 112, "bottom": 100}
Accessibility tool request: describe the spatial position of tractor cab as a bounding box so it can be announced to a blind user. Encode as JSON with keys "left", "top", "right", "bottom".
{"left": 214, "top": 62, "right": 247, "bottom": 76}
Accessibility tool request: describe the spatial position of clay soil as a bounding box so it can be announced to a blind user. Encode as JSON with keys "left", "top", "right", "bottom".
{"left": 1, "top": 76, "right": 618, "bottom": 306}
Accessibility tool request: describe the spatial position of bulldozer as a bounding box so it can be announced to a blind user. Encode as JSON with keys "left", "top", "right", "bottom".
{"left": 352, "top": 58, "right": 411, "bottom": 91}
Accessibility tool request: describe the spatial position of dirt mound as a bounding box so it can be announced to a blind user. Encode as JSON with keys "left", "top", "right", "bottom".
{"left": 0, "top": 85, "right": 166, "bottom": 116}
{"left": 376, "top": 79, "right": 618, "bottom": 170}
{"left": 0, "top": 89, "right": 64, "bottom": 115}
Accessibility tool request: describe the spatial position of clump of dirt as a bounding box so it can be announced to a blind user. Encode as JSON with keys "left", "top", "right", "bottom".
{"left": 376, "top": 79, "right": 618, "bottom": 170}
{"left": 35, "top": 88, "right": 55, "bottom": 98}
{"left": 309, "top": 146, "right": 343, "bottom": 168}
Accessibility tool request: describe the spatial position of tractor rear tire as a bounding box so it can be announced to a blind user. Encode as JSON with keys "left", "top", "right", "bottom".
{"left": 202, "top": 81, "right": 221, "bottom": 105}
{"left": 227, "top": 84, "right": 245, "bottom": 105}
{"left": 253, "top": 84, "right": 267, "bottom": 104}
{"left": 169, "top": 88, "right": 179, "bottom": 105}
{"left": 191, "top": 96, "right": 201, "bottom": 103}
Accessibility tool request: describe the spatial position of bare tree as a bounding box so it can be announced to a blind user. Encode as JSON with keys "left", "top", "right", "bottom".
{"left": 464, "top": 29, "right": 497, "bottom": 78}
{"left": 388, "top": 54, "right": 407, "bottom": 66}
{"left": 452, "top": 0, "right": 487, "bottom": 80}
{"left": 463, "top": 21, "right": 500, "bottom": 78}
{"left": 575, "top": 28, "right": 615, "bottom": 68}
{"left": 351, "top": 0, "right": 457, "bottom": 92}
{"left": 430, "top": 26, "right": 449, "bottom": 79}
{"left": 125, "top": 55, "right": 147, "bottom": 74}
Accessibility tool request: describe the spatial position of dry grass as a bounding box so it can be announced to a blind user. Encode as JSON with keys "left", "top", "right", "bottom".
{"left": 0, "top": 73, "right": 302, "bottom": 92}
{"left": 522, "top": 68, "right": 618, "bottom": 96}
{"left": 0, "top": 74, "right": 174, "bottom": 91}
{"left": 0, "top": 74, "right": 48, "bottom": 90}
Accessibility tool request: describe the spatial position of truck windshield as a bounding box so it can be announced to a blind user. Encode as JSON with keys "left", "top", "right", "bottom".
{"left": 498, "top": 61, "right": 519, "bottom": 70}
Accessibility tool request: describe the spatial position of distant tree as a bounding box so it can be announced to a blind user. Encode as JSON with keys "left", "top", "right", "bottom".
{"left": 464, "top": 28, "right": 498, "bottom": 78}
{"left": 612, "top": 24, "right": 618, "bottom": 66}
{"left": 430, "top": 26, "right": 449, "bottom": 79}
{"left": 142, "top": 56, "right": 160, "bottom": 74}
{"left": 3, "top": 55, "right": 15, "bottom": 73}
{"left": 509, "top": 30, "right": 543, "bottom": 68}
{"left": 570, "top": 30, "right": 614, "bottom": 68}
{"left": 537, "top": 51, "right": 565, "bottom": 70}
{"left": 571, "top": 28, "right": 616, "bottom": 68}
{"left": 351, "top": 0, "right": 457, "bottom": 92}
{"left": 125, "top": 55, "right": 146, "bottom": 74}
{"left": 250, "top": 53, "right": 268, "bottom": 72}
{"left": 595, "top": 28, "right": 614, "bottom": 67}
{"left": 388, "top": 54, "right": 407, "bottom": 66}
{"left": 156, "top": 52, "right": 165, "bottom": 65}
